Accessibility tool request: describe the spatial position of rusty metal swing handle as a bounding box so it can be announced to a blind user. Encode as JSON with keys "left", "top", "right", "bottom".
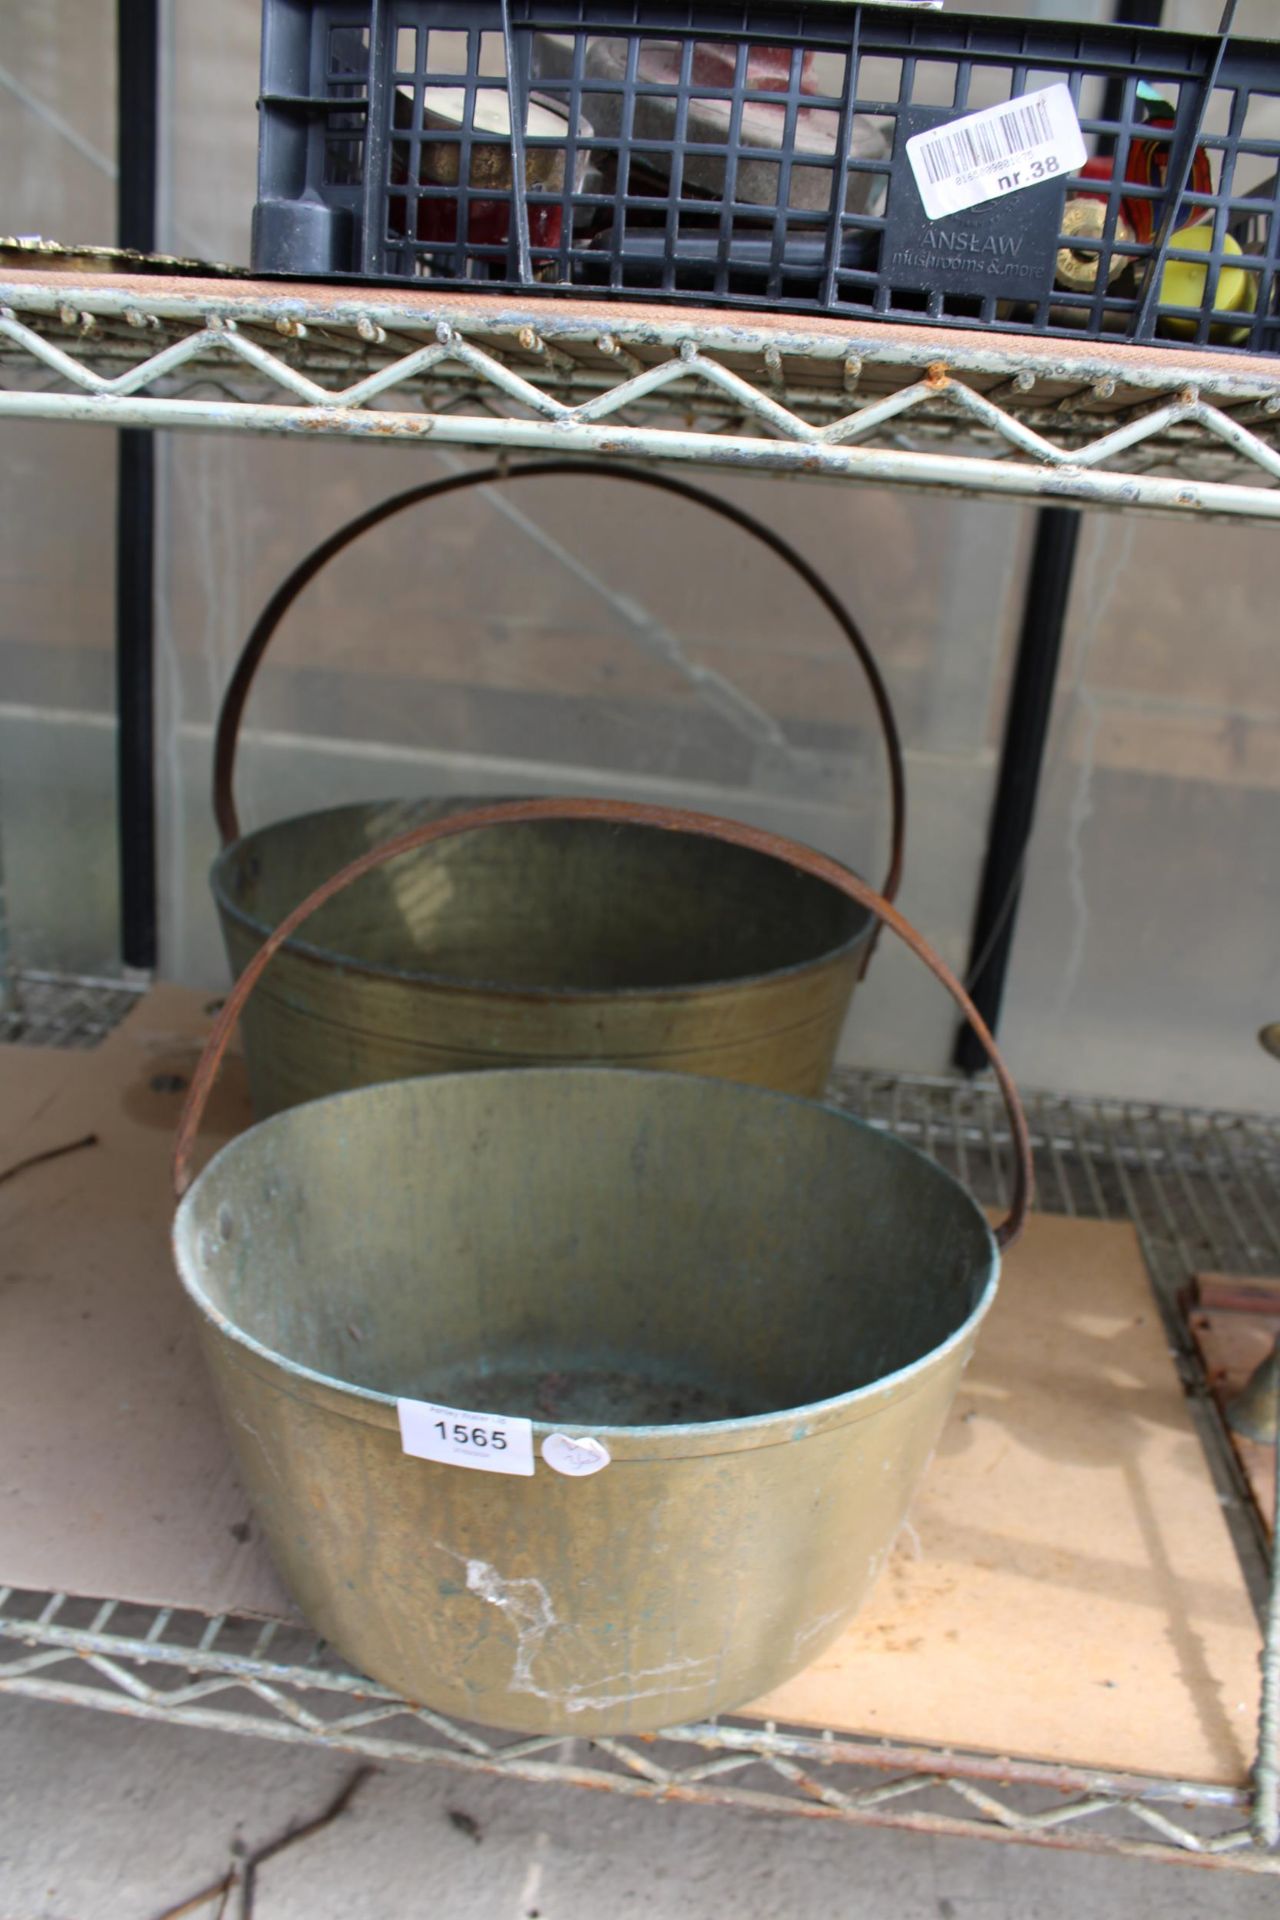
{"left": 173, "top": 798, "right": 1032, "bottom": 1247}
{"left": 211, "top": 460, "right": 906, "bottom": 915}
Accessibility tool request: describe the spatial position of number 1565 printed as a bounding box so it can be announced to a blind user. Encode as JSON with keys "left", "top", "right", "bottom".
{"left": 397, "top": 1398, "right": 535, "bottom": 1475}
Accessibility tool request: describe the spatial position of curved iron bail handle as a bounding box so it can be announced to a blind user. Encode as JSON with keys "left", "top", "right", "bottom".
{"left": 173, "top": 798, "right": 1032, "bottom": 1247}
{"left": 211, "top": 460, "right": 906, "bottom": 920}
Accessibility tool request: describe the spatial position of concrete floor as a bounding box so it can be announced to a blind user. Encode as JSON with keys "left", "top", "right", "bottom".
{"left": 2, "top": 1698, "right": 1276, "bottom": 1919}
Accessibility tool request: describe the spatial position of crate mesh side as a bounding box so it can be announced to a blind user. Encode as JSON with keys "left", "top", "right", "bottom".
{"left": 251, "top": 2, "right": 1280, "bottom": 352}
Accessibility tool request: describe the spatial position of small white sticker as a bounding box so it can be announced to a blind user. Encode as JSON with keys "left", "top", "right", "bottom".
{"left": 397, "top": 1398, "right": 535, "bottom": 1476}
{"left": 906, "top": 84, "right": 1086, "bottom": 222}
{"left": 541, "top": 1433, "right": 611, "bottom": 1477}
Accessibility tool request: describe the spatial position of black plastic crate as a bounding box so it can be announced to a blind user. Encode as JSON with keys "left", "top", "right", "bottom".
{"left": 252, "top": 2, "right": 1280, "bottom": 355}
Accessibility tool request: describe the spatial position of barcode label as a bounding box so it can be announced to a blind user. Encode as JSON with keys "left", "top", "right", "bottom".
{"left": 906, "top": 84, "right": 1085, "bottom": 221}
{"left": 917, "top": 98, "right": 1053, "bottom": 188}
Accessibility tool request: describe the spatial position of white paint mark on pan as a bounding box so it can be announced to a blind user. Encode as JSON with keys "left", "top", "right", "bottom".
{"left": 792, "top": 1607, "right": 845, "bottom": 1661}
{"left": 558, "top": 1655, "right": 718, "bottom": 1715}
{"left": 465, "top": 1558, "right": 557, "bottom": 1694}
{"left": 455, "top": 1546, "right": 716, "bottom": 1712}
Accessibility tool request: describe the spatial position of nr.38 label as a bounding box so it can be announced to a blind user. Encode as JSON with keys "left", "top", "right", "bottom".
{"left": 906, "top": 83, "right": 1086, "bottom": 222}
{"left": 397, "top": 1397, "right": 535, "bottom": 1476}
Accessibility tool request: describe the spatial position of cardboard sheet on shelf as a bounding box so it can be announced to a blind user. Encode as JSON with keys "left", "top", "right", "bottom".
{"left": 0, "top": 986, "right": 291, "bottom": 1622}
{"left": 0, "top": 987, "right": 1262, "bottom": 1785}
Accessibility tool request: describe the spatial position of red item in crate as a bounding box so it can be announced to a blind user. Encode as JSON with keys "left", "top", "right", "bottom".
{"left": 418, "top": 199, "right": 563, "bottom": 249}
{"left": 1072, "top": 98, "right": 1214, "bottom": 244}
{"left": 394, "top": 89, "right": 572, "bottom": 252}
{"left": 686, "top": 44, "right": 822, "bottom": 94}
{"left": 644, "top": 41, "right": 825, "bottom": 125}
{"left": 1122, "top": 117, "right": 1214, "bottom": 242}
